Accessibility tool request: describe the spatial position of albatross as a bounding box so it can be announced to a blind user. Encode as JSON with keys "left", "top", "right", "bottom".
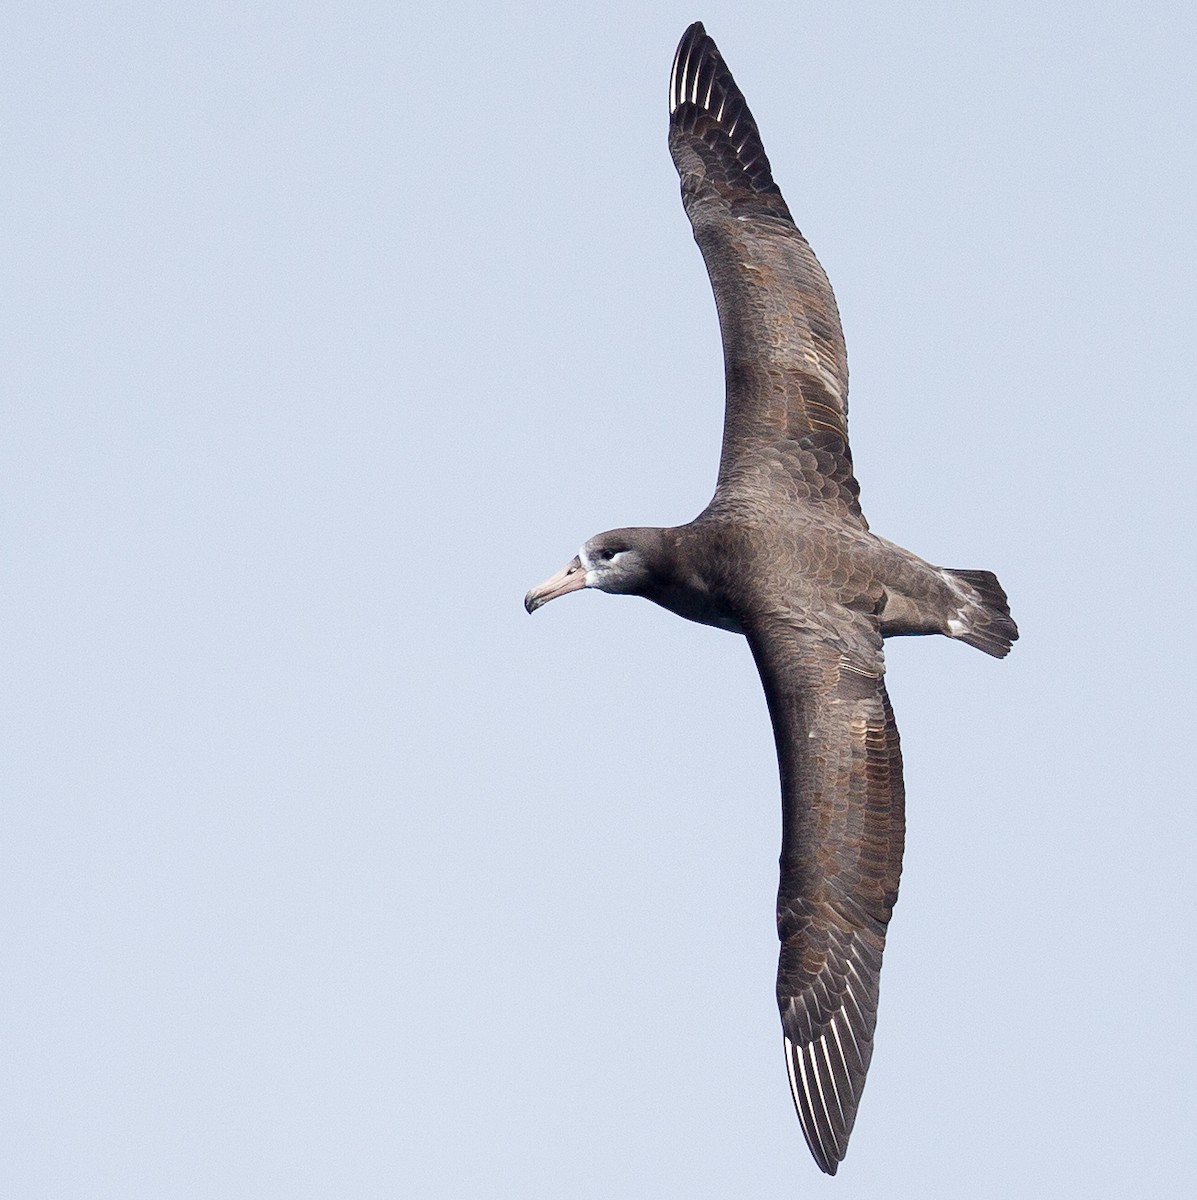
{"left": 525, "top": 22, "right": 1017, "bottom": 1175}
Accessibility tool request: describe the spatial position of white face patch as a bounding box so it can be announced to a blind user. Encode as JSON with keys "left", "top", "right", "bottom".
{"left": 578, "top": 543, "right": 599, "bottom": 586}
{"left": 579, "top": 544, "right": 632, "bottom": 591}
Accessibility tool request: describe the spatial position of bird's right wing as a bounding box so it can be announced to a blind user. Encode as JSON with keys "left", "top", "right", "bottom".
{"left": 667, "top": 24, "right": 865, "bottom": 524}
{"left": 745, "top": 613, "right": 906, "bottom": 1174}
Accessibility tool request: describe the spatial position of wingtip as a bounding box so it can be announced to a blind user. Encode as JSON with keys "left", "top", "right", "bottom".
{"left": 669, "top": 22, "right": 718, "bottom": 115}
{"left": 784, "top": 1033, "right": 850, "bottom": 1175}
{"left": 667, "top": 22, "right": 786, "bottom": 208}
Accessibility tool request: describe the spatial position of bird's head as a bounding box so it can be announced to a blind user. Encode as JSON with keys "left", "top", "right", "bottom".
{"left": 524, "top": 528, "right": 662, "bottom": 613}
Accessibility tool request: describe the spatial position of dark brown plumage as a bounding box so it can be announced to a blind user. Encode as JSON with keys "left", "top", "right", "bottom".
{"left": 525, "top": 22, "right": 1017, "bottom": 1175}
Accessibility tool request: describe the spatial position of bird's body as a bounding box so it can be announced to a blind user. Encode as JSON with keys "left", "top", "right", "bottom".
{"left": 526, "top": 23, "right": 1016, "bottom": 1175}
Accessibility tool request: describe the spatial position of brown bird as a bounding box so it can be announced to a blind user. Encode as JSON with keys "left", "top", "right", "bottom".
{"left": 525, "top": 22, "right": 1017, "bottom": 1175}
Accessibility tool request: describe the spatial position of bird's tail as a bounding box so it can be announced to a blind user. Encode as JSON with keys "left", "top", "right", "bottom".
{"left": 943, "top": 569, "right": 1019, "bottom": 658}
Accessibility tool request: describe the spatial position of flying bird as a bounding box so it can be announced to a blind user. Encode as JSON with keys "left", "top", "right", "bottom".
{"left": 525, "top": 22, "right": 1017, "bottom": 1175}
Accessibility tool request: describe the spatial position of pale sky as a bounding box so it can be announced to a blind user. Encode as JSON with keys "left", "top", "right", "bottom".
{"left": 5, "top": 2, "right": 1196, "bottom": 1196}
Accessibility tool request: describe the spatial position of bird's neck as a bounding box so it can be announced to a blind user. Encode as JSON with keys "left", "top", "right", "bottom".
{"left": 641, "top": 524, "right": 745, "bottom": 635}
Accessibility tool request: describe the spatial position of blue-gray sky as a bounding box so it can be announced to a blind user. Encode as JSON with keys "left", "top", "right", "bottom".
{"left": 5, "top": 2, "right": 1196, "bottom": 1195}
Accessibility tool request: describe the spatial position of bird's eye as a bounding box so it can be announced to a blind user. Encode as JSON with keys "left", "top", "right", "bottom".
{"left": 599, "top": 548, "right": 619, "bottom": 562}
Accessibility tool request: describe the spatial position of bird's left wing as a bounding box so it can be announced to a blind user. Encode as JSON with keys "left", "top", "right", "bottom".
{"left": 744, "top": 612, "right": 906, "bottom": 1174}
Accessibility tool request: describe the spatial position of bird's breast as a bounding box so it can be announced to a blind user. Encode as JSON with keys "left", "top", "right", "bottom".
{"left": 646, "top": 576, "right": 745, "bottom": 635}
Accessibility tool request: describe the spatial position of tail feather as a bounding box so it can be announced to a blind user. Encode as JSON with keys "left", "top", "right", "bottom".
{"left": 945, "top": 569, "right": 1019, "bottom": 659}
